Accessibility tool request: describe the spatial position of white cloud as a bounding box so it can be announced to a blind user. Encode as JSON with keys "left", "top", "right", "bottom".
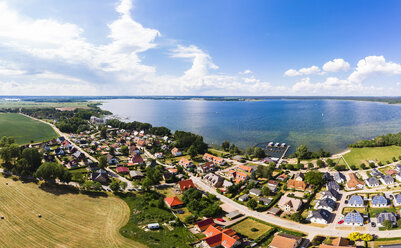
{"left": 284, "top": 65, "right": 320, "bottom": 77}
{"left": 322, "top": 58, "right": 350, "bottom": 72}
{"left": 241, "top": 69, "right": 252, "bottom": 75}
{"left": 348, "top": 56, "right": 401, "bottom": 83}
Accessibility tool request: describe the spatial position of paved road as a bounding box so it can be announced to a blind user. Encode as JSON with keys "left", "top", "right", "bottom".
{"left": 191, "top": 176, "right": 401, "bottom": 239}
{"left": 21, "top": 114, "right": 134, "bottom": 190}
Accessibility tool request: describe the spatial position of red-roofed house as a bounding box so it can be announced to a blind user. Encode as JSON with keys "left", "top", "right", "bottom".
{"left": 203, "top": 153, "right": 226, "bottom": 166}
{"left": 198, "top": 162, "right": 215, "bottom": 173}
{"left": 202, "top": 225, "right": 241, "bottom": 248}
{"left": 234, "top": 171, "right": 249, "bottom": 184}
{"left": 179, "top": 158, "right": 194, "bottom": 169}
{"left": 131, "top": 154, "right": 144, "bottom": 165}
{"left": 116, "top": 166, "right": 129, "bottom": 174}
{"left": 238, "top": 164, "right": 254, "bottom": 173}
{"left": 178, "top": 179, "right": 196, "bottom": 192}
{"left": 195, "top": 218, "right": 215, "bottom": 232}
{"left": 164, "top": 196, "right": 184, "bottom": 208}
{"left": 171, "top": 147, "right": 182, "bottom": 156}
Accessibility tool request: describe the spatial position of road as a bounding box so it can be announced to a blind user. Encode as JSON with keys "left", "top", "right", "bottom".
{"left": 191, "top": 175, "right": 401, "bottom": 239}
{"left": 21, "top": 114, "right": 134, "bottom": 190}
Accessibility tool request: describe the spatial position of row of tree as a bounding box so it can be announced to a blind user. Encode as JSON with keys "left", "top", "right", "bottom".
{"left": 349, "top": 132, "right": 401, "bottom": 148}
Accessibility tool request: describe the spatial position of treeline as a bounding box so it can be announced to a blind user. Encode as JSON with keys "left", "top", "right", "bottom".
{"left": 349, "top": 132, "right": 401, "bottom": 148}
{"left": 290, "top": 145, "right": 331, "bottom": 160}
{"left": 106, "top": 118, "right": 171, "bottom": 136}
{"left": 174, "top": 130, "right": 208, "bottom": 155}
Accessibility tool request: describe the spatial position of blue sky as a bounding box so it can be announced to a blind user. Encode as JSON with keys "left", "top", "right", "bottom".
{"left": 0, "top": 0, "right": 400, "bottom": 96}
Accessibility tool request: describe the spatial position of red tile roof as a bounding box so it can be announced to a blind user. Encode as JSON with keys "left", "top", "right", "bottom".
{"left": 116, "top": 167, "right": 129, "bottom": 173}
{"left": 178, "top": 179, "right": 196, "bottom": 191}
{"left": 195, "top": 217, "right": 215, "bottom": 231}
{"left": 164, "top": 196, "right": 184, "bottom": 207}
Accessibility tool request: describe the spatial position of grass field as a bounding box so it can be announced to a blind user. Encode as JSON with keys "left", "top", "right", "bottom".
{"left": 231, "top": 218, "right": 272, "bottom": 240}
{"left": 369, "top": 238, "right": 401, "bottom": 248}
{"left": 341, "top": 146, "right": 401, "bottom": 168}
{"left": 0, "top": 101, "right": 91, "bottom": 109}
{"left": 0, "top": 113, "right": 58, "bottom": 144}
{"left": 0, "top": 175, "right": 143, "bottom": 248}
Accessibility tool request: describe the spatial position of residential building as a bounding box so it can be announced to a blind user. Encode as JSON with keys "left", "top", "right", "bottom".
{"left": 164, "top": 196, "right": 184, "bottom": 209}
{"left": 333, "top": 172, "right": 346, "bottom": 184}
{"left": 131, "top": 154, "right": 144, "bottom": 165}
{"left": 234, "top": 171, "right": 249, "bottom": 184}
{"left": 179, "top": 158, "right": 194, "bottom": 169}
{"left": 365, "top": 177, "right": 380, "bottom": 187}
{"left": 195, "top": 218, "right": 215, "bottom": 232}
{"left": 348, "top": 195, "right": 364, "bottom": 207}
{"left": 377, "top": 211, "right": 397, "bottom": 227}
{"left": 178, "top": 179, "right": 196, "bottom": 192}
{"left": 171, "top": 147, "right": 182, "bottom": 156}
{"left": 203, "top": 153, "right": 226, "bottom": 166}
{"left": 259, "top": 197, "right": 272, "bottom": 206}
{"left": 346, "top": 173, "right": 365, "bottom": 190}
{"left": 277, "top": 195, "right": 302, "bottom": 212}
{"left": 269, "top": 233, "right": 303, "bottom": 248}
{"left": 380, "top": 175, "right": 395, "bottom": 185}
{"left": 287, "top": 179, "right": 307, "bottom": 191}
{"left": 315, "top": 198, "right": 336, "bottom": 212}
{"left": 238, "top": 194, "right": 249, "bottom": 202}
{"left": 249, "top": 188, "right": 262, "bottom": 197}
{"left": 198, "top": 162, "right": 215, "bottom": 173}
{"left": 396, "top": 172, "right": 401, "bottom": 182}
{"left": 344, "top": 210, "right": 364, "bottom": 226}
{"left": 394, "top": 194, "right": 401, "bottom": 206}
{"left": 326, "top": 181, "right": 340, "bottom": 191}
{"left": 91, "top": 169, "right": 109, "bottom": 183}
{"left": 204, "top": 173, "right": 224, "bottom": 188}
{"left": 116, "top": 166, "right": 129, "bottom": 174}
{"left": 202, "top": 225, "right": 241, "bottom": 248}
{"left": 238, "top": 164, "right": 254, "bottom": 173}
{"left": 395, "top": 164, "right": 401, "bottom": 172}
{"left": 321, "top": 189, "right": 340, "bottom": 201}
{"left": 307, "top": 209, "right": 331, "bottom": 224}
{"left": 129, "top": 170, "right": 144, "bottom": 179}
{"left": 371, "top": 195, "right": 388, "bottom": 208}
{"left": 371, "top": 168, "right": 383, "bottom": 177}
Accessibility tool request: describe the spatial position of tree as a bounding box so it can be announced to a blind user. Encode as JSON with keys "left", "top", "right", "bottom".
{"left": 8, "top": 143, "right": 20, "bottom": 163}
{"left": 326, "top": 158, "right": 335, "bottom": 167}
{"left": 34, "top": 162, "right": 71, "bottom": 183}
{"left": 382, "top": 220, "right": 394, "bottom": 230}
{"left": 253, "top": 147, "right": 265, "bottom": 159}
{"left": 188, "top": 145, "right": 198, "bottom": 159}
{"left": 348, "top": 232, "right": 361, "bottom": 241}
{"left": 120, "top": 145, "right": 129, "bottom": 156}
{"left": 290, "top": 212, "right": 304, "bottom": 223}
{"left": 247, "top": 198, "right": 258, "bottom": 210}
{"left": 120, "top": 181, "right": 128, "bottom": 190}
{"left": 304, "top": 171, "right": 323, "bottom": 185}
{"left": 142, "top": 177, "right": 153, "bottom": 191}
{"left": 109, "top": 180, "right": 120, "bottom": 192}
{"left": 21, "top": 148, "right": 43, "bottom": 173}
{"left": 109, "top": 147, "right": 115, "bottom": 156}
{"left": 221, "top": 141, "right": 230, "bottom": 151}
{"left": 246, "top": 147, "right": 253, "bottom": 156}
{"left": 360, "top": 233, "right": 373, "bottom": 242}
{"left": 0, "top": 136, "right": 15, "bottom": 147}
{"left": 184, "top": 215, "right": 198, "bottom": 224}
{"left": 397, "top": 218, "right": 401, "bottom": 228}
{"left": 261, "top": 186, "right": 271, "bottom": 196}
{"left": 295, "top": 145, "right": 310, "bottom": 160}
{"left": 316, "top": 159, "right": 325, "bottom": 168}
{"left": 98, "top": 155, "right": 107, "bottom": 169}
{"left": 0, "top": 146, "right": 11, "bottom": 165}
{"left": 100, "top": 127, "right": 107, "bottom": 139}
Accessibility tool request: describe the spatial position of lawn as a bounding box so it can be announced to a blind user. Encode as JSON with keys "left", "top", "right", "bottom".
{"left": 0, "top": 113, "right": 58, "bottom": 144}
{"left": 231, "top": 218, "right": 273, "bottom": 240}
{"left": 370, "top": 238, "right": 401, "bottom": 248}
{"left": 0, "top": 175, "right": 141, "bottom": 248}
{"left": 368, "top": 207, "right": 396, "bottom": 217}
{"left": 341, "top": 146, "right": 401, "bottom": 168}
{"left": 119, "top": 192, "right": 197, "bottom": 248}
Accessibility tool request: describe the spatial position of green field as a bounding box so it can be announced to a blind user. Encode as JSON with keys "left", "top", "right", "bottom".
{"left": 0, "top": 175, "right": 143, "bottom": 248}
{"left": 341, "top": 146, "right": 401, "bottom": 167}
{"left": 231, "top": 218, "right": 272, "bottom": 240}
{"left": 0, "top": 101, "right": 91, "bottom": 109}
{"left": 0, "top": 113, "right": 58, "bottom": 144}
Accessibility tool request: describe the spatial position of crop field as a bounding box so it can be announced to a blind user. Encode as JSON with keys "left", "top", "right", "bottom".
{"left": 341, "top": 146, "right": 401, "bottom": 168}
{"left": 0, "top": 113, "right": 58, "bottom": 144}
{"left": 0, "top": 176, "right": 143, "bottom": 248}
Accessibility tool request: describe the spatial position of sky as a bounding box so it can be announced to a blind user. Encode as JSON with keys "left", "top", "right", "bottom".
{"left": 0, "top": 0, "right": 401, "bottom": 96}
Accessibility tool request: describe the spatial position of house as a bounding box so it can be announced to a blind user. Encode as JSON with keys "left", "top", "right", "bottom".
{"left": 234, "top": 171, "right": 249, "bottom": 184}
{"left": 72, "top": 150, "right": 85, "bottom": 160}
{"left": 116, "top": 166, "right": 129, "bottom": 174}
{"left": 365, "top": 177, "right": 380, "bottom": 187}
{"left": 129, "top": 145, "right": 140, "bottom": 155}
{"left": 259, "top": 197, "right": 272, "bottom": 206}
{"left": 198, "top": 162, "right": 215, "bottom": 173}
{"left": 321, "top": 189, "right": 340, "bottom": 201}
{"left": 202, "top": 225, "right": 241, "bottom": 248}
{"left": 268, "top": 180, "right": 279, "bottom": 192}
{"left": 212, "top": 156, "right": 226, "bottom": 166}
{"left": 203, "top": 153, "right": 226, "bottom": 166}
{"left": 90, "top": 116, "right": 105, "bottom": 125}
{"left": 204, "top": 173, "right": 224, "bottom": 188}
{"left": 277, "top": 195, "right": 302, "bottom": 212}
{"left": 315, "top": 198, "right": 336, "bottom": 212}
{"left": 238, "top": 164, "right": 254, "bottom": 173}
{"left": 371, "top": 195, "right": 388, "bottom": 207}
{"left": 268, "top": 207, "right": 281, "bottom": 216}
{"left": 91, "top": 169, "right": 109, "bottom": 183}
{"left": 287, "top": 179, "right": 307, "bottom": 191}
{"left": 380, "top": 175, "right": 395, "bottom": 185}
{"left": 249, "top": 188, "right": 262, "bottom": 197}
{"left": 393, "top": 194, "right": 401, "bottom": 206}
{"left": 371, "top": 168, "right": 383, "bottom": 177}
{"left": 54, "top": 148, "right": 65, "bottom": 156}
{"left": 178, "top": 179, "right": 196, "bottom": 192}
{"left": 269, "top": 233, "right": 303, "bottom": 248}
{"left": 179, "top": 158, "right": 194, "bottom": 169}
{"left": 129, "top": 170, "right": 144, "bottom": 179}
{"left": 165, "top": 196, "right": 184, "bottom": 208}
{"left": 307, "top": 209, "right": 331, "bottom": 224}
{"left": 56, "top": 136, "right": 65, "bottom": 143}
{"left": 326, "top": 181, "right": 340, "bottom": 191}
{"left": 294, "top": 172, "right": 305, "bottom": 181}
{"left": 226, "top": 210, "right": 242, "bottom": 220}
{"left": 238, "top": 194, "right": 249, "bottom": 202}
{"left": 277, "top": 174, "right": 288, "bottom": 181}
{"left": 154, "top": 152, "right": 163, "bottom": 158}
{"left": 106, "top": 154, "right": 118, "bottom": 165}
{"left": 396, "top": 172, "right": 401, "bottom": 182}
{"left": 222, "top": 180, "right": 233, "bottom": 188}
{"left": 131, "top": 154, "right": 144, "bottom": 165}
{"left": 323, "top": 172, "right": 333, "bottom": 182}
{"left": 377, "top": 211, "right": 397, "bottom": 227}
{"left": 346, "top": 173, "right": 365, "bottom": 190}
{"left": 395, "top": 164, "right": 401, "bottom": 172}
{"left": 171, "top": 147, "right": 182, "bottom": 156}
{"left": 344, "top": 210, "right": 364, "bottom": 226}
{"left": 203, "top": 153, "right": 215, "bottom": 162}
{"left": 195, "top": 218, "right": 215, "bottom": 232}
{"left": 348, "top": 195, "right": 364, "bottom": 207}
{"left": 333, "top": 172, "right": 346, "bottom": 184}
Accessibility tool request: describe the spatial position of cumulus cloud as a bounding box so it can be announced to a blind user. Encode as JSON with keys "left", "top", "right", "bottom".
{"left": 241, "top": 69, "right": 252, "bottom": 75}
{"left": 348, "top": 56, "right": 401, "bottom": 83}
{"left": 284, "top": 65, "right": 320, "bottom": 77}
{"left": 322, "top": 58, "right": 350, "bottom": 72}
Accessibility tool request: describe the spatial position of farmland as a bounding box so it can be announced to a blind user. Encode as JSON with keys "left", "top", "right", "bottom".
{"left": 0, "top": 175, "right": 143, "bottom": 248}
{"left": 0, "top": 113, "right": 58, "bottom": 144}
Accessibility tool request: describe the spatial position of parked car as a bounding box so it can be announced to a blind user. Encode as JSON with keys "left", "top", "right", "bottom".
{"left": 216, "top": 218, "right": 225, "bottom": 222}
{"left": 338, "top": 220, "right": 344, "bottom": 224}
{"left": 371, "top": 222, "right": 376, "bottom": 227}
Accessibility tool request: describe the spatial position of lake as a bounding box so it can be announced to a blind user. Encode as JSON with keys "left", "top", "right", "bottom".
{"left": 100, "top": 99, "right": 401, "bottom": 154}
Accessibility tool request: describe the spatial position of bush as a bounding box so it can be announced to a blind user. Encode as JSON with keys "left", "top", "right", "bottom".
{"left": 251, "top": 228, "right": 259, "bottom": 232}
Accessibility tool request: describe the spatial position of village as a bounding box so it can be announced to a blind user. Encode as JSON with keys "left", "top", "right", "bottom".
{"left": 21, "top": 113, "right": 401, "bottom": 248}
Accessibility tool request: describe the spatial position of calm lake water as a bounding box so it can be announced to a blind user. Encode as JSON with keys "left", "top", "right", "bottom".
{"left": 100, "top": 99, "right": 401, "bottom": 154}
